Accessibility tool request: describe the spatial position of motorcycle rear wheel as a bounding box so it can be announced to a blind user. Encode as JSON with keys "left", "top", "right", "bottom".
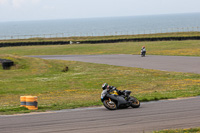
{"left": 103, "top": 100, "right": 117, "bottom": 110}
{"left": 130, "top": 97, "right": 140, "bottom": 108}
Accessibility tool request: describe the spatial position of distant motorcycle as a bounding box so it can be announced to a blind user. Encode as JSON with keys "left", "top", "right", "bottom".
{"left": 101, "top": 89, "right": 140, "bottom": 110}
{"left": 141, "top": 50, "right": 146, "bottom": 57}
{"left": 141, "top": 46, "right": 146, "bottom": 57}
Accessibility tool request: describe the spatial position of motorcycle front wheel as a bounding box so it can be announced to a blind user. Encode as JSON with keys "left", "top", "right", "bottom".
{"left": 130, "top": 97, "right": 140, "bottom": 108}
{"left": 141, "top": 53, "right": 145, "bottom": 57}
{"left": 103, "top": 100, "right": 117, "bottom": 110}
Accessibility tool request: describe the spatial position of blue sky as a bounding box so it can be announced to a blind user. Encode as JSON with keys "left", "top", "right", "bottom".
{"left": 0, "top": 0, "right": 200, "bottom": 22}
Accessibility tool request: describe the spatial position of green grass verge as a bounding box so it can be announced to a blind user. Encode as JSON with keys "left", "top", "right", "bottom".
{"left": 0, "top": 40, "right": 200, "bottom": 56}
{"left": 154, "top": 127, "right": 200, "bottom": 133}
{"left": 0, "top": 55, "right": 200, "bottom": 115}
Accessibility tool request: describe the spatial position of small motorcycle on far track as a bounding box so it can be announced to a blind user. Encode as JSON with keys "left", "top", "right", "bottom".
{"left": 141, "top": 46, "right": 146, "bottom": 57}
{"left": 101, "top": 89, "right": 140, "bottom": 110}
{"left": 141, "top": 51, "right": 146, "bottom": 57}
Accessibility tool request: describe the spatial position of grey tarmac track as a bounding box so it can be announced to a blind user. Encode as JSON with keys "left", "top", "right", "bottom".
{"left": 31, "top": 54, "right": 200, "bottom": 74}
{"left": 1, "top": 55, "right": 199, "bottom": 133}
{"left": 0, "top": 97, "right": 200, "bottom": 133}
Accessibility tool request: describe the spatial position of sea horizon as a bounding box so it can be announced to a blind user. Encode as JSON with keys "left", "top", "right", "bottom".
{"left": 0, "top": 12, "right": 200, "bottom": 40}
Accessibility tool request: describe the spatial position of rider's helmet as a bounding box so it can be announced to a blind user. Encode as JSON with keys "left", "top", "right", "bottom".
{"left": 102, "top": 83, "right": 108, "bottom": 90}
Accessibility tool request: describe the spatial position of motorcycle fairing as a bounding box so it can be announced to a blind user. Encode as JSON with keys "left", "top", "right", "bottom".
{"left": 106, "top": 94, "right": 127, "bottom": 107}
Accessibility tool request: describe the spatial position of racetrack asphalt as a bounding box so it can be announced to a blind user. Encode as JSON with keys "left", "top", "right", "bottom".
{"left": 1, "top": 54, "right": 199, "bottom": 133}
{"left": 31, "top": 54, "right": 200, "bottom": 74}
{"left": 0, "top": 97, "right": 200, "bottom": 133}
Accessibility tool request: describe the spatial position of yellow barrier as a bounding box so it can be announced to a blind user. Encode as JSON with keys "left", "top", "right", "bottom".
{"left": 20, "top": 96, "right": 38, "bottom": 110}
{"left": 20, "top": 96, "right": 26, "bottom": 107}
{"left": 26, "top": 96, "right": 38, "bottom": 110}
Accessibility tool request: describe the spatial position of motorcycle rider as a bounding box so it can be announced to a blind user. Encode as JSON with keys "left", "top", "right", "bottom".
{"left": 102, "top": 83, "right": 123, "bottom": 95}
{"left": 141, "top": 46, "right": 146, "bottom": 56}
{"left": 101, "top": 83, "right": 140, "bottom": 110}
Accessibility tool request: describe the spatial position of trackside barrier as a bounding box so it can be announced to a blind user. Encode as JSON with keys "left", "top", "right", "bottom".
{"left": 20, "top": 96, "right": 38, "bottom": 110}
{"left": 20, "top": 96, "right": 26, "bottom": 107}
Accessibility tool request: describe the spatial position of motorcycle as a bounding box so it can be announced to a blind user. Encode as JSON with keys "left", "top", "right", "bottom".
{"left": 141, "top": 50, "right": 146, "bottom": 57}
{"left": 101, "top": 89, "right": 140, "bottom": 110}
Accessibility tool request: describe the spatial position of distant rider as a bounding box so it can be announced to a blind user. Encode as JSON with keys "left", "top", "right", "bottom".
{"left": 141, "top": 46, "right": 146, "bottom": 56}
{"left": 141, "top": 46, "right": 146, "bottom": 53}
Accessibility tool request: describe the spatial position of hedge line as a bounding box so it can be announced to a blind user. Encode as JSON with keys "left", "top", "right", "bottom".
{"left": 81, "top": 36, "right": 200, "bottom": 44}
{"left": 1, "top": 36, "right": 200, "bottom": 47}
{"left": 0, "top": 41, "right": 69, "bottom": 47}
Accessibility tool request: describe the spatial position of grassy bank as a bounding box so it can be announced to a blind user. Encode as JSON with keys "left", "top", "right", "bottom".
{"left": 154, "top": 127, "right": 200, "bottom": 133}
{"left": 0, "top": 55, "right": 200, "bottom": 114}
{"left": 0, "top": 40, "right": 200, "bottom": 56}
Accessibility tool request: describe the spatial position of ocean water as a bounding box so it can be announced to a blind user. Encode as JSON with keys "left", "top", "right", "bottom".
{"left": 0, "top": 13, "right": 200, "bottom": 39}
